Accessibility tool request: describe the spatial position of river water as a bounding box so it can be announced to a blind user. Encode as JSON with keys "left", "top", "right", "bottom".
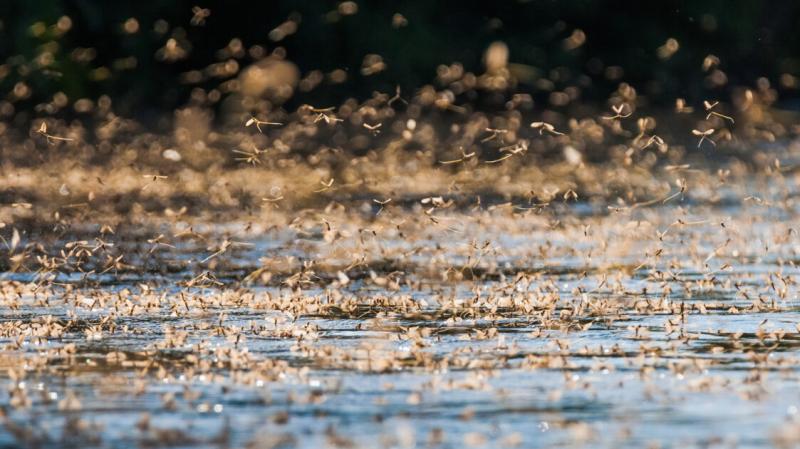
{"left": 1, "top": 175, "right": 800, "bottom": 449}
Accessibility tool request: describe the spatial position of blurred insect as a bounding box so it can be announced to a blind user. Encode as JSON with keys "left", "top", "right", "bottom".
{"left": 633, "top": 118, "right": 667, "bottom": 151}
{"left": 486, "top": 141, "right": 528, "bottom": 163}
{"left": 704, "top": 101, "right": 735, "bottom": 124}
{"left": 387, "top": 85, "right": 408, "bottom": 106}
{"left": 363, "top": 122, "right": 382, "bottom": 135}
{"left": 306, "top": 107, "right": 343, "bottom": 125}
{"left": 233, "top": 146, "right": 267, "bottom": 165}
{"left": 147, "top": 234, "right": 175, "bottom": 254}
{"left": 692, "top": 128, "right": 716, "bottom": 148}
{"left": 641, "top": 135, "right": 666, "bottom": 151}
{"left": 314, "top": 178, "right": 335, "bottom": 193}
{"left": 37, "top": 122, "right": 74, "bottom": 144}
{"left": 141, "top": 174, "right": 168, "bottom": 191}
{"left": 563, "top": 189, "right": 578, "bottom": 202}
{"left": 702, "top": 54, "right": 720, "bottom": 72}
{"left": 373, "top": 198, "right": 392, "bottom": 215}
{"left": 245, "top": 117, "right": 283, "bottom": 133}
{"left": 481, "top": 128, "right": 508, "bottom": 143}
{"left": 191, "top": 6, "right": 211, "bottom": 26}
{"left": 603, "top": 104, "right": 632, "bottom": 120}
{"left": 664, "top": 164, "right": 691, "bottom": 172}
{"left": 262, "top": 195, "right": 284, "bottom": 207}
{"left": 201, "top": 239, "right": 252, "bottom": 263}
{"left": 0, "top": 228, "right": 20, "bottom": 253}
{"left": 675, "top": 98, "right": 694, "bottom": 113}
{"left": 439, "top": 147, "right": 476, "bottom": 165}
{"left": 530, "top": 122, "right": 564, "bottom": 136}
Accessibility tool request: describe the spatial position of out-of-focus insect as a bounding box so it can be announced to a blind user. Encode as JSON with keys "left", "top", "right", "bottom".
{"left": 530, "top": 122, "right": 564, "bottom": 136}
{"left": 363, "top": 123, "right": 382, "bottom": 135}
{"left": 245, "top": 117, "right": 283, "bottom": 133}
{"left": 692, "top": 128, "right": 716, "bottom": 148}
{"left": 37, "top": 122, "right": 74, "bottom": 144}
{"left": 191, "top": 6, "right": 211, "bottom": 26}
{"left": 704, "top": 101, "right": 735, "bottom": 124}
{"left": 603, "top": 104, "right": 632, "bottom": 120}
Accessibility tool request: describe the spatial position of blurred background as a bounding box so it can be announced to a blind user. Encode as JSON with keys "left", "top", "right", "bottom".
{"left": 2, "top": 0, "right": 800, "bottom": 129}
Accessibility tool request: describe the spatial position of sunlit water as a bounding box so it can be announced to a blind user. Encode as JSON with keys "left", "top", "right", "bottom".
{"left": 2, "top": 180, "right": 800, "bottom": 449}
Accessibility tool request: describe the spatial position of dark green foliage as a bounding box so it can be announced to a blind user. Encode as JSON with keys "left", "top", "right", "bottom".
{"left": 1, "top": 0, "right": 798, "bottom": 120}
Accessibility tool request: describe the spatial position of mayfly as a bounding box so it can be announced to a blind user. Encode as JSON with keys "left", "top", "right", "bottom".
{"left": 641, "top": 135, "right": 666, "bottom": 151}
{"left": 304, "top": 106, "right": 343, "bottom": 125}
{"left": 481, "top": 128, "right": 508, "bottom": 143}
{"left": 602, "top": 104, "right": 632, "bottom": 120}
{"left": 486, "top": 141, "right": 528, "bottom": 164}
{"left": 675, "top": 98, "right": 694, "bottom": 113}
{"left": 702, "top": 54, "right": 720, "bottom": 72}
{"left": 245, "top": 117, "right": 283, "bottom": 133}
{"left": 387, "top": 85, "right": 408, "bottom": 106}
{"left": 147, "top": 234, "right": 176, "bottom": 254}
{"left": 314, "top": 178, "right": 335, "bottom": 193}
{"left": 37, "top": 122, "right": 74, "bottom": 144}
{"left": 633, "top": 118, "right": 666, "bottom": 151}
{"left": 201, "top": 239, "right": 252, "bottom": 263}
{"left": 692, "top": 128, "right": 716, "bottom": 148}
{"left": 439, "top": 147, "right": 476, "bottom": 165}
{"left": 373, "top": 198, "right": 392, "bottom": 215}
{"left": 141, "top": 174, "right": 168, "bottom": 191}
{"left": 530, "top": 122, "right": 564, "bottom": 136}
{"left": 233, "top": 146, "right": 267, "bottom": 165}
{"left": 363, "top": 122, "right": 382, "bottom": 135}
{"left": 703, "top": 101, "right": 735, "bottom": 124}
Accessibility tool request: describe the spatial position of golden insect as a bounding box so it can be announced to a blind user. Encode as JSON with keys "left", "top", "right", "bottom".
{"left": 530, "top": 122, "right": 564, "bottom": 136}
